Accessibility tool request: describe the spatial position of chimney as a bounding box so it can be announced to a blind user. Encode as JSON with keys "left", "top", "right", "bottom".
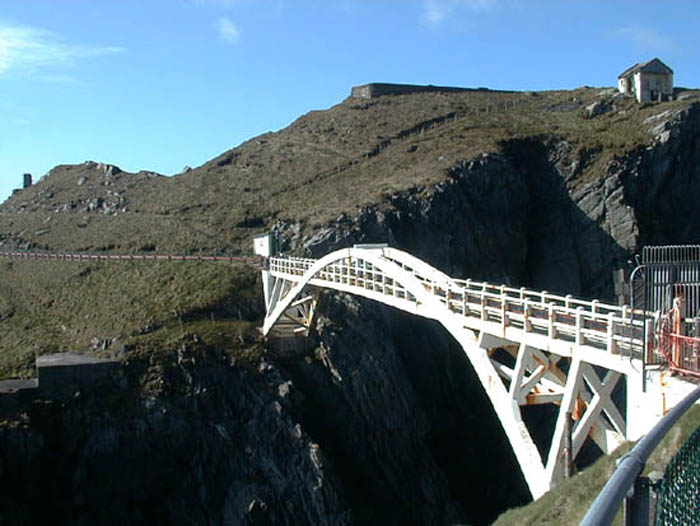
{"left": 23, "top": 173, "right": 32, "bottom": 189}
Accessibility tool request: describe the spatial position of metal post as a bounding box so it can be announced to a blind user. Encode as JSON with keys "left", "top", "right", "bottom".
{"left": 624, "top": 472, "right": 662, "bottom": 526}
{"left": 624, "top": 476, "right": 651, "bottom": 526}
{"left": 646, "top": 471, "right": 663, "bottom": 525}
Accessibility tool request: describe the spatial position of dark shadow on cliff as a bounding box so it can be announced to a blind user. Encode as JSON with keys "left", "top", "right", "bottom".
{"left": 498, "top": 138, "right": 631, "bottom": 301}
{"left": 387, "top": 308, "right": 532, "bottom": 525}
{"left": 273, "top": 294, "right": 464, "bottom": 526}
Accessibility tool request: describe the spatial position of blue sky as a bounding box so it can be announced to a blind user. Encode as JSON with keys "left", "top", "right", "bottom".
{"left": 0, "top": 0, "right": 697, "bottom": 202}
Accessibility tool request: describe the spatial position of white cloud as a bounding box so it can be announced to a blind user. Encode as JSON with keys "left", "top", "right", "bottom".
{"left": 0, "top": 24, "right": 123, "bottom": 78}
{"left": 610, "top": 24, "right": 677, "bottom": 54}
{"left": 421, "top": 0, "right": 497, "bottom": 27}
{"left": 217, "top": 16, "right": 241, "bottom": 42}
{"left": 422, "top": 0, "right": 448, "bottom": 25}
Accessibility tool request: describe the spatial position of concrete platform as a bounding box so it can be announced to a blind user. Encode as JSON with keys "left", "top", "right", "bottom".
{"left": 0, "top": 378, "right": 38, "bottom": 393}
{"left": 0, "top": 352, "right": 120, "bottom": 417}
{"left": 36, "top": 352, "right": 119, "bottom": 396}
{"left": 36, "top": 352, "right": 115, "bottom": 367}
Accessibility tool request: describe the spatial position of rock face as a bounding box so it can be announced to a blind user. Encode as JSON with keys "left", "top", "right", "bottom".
{"left": 0, "top": 306, "right": 529, "bottom": 526}
{"left": 279, "top": 294, "right": 531, "bottom": 525}
{"left": 0, "top": 347, "right": 354, "bottom": 526}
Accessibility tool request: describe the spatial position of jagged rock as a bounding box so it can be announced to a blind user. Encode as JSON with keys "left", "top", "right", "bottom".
{"left": 585, "top": 100, "right": 613, "bottom": 118}
{"left": 0, "top": 349, "right": 354, "bottom": 525}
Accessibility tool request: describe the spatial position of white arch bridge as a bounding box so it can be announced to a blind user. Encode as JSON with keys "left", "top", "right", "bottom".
{"left": 253, "top": 236, "right": 698, "bottom": 500}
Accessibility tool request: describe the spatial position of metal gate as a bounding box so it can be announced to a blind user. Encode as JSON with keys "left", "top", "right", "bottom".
{"left": 633, "top": 246, "right": 700, "bottom": 375}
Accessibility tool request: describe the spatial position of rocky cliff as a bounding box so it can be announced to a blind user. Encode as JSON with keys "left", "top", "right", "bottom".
{"left": 1, "top": 89, "right": 700, "bottom": 525}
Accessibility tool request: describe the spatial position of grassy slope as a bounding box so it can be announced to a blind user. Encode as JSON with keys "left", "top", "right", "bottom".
{"left": 492, "top": 405, "right": 700, "bottom": 526}
{"left": 0, "top": 259, "right": 262, "bottom": 378}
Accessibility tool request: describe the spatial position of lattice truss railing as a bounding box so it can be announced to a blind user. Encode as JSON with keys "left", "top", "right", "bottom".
{"left": 263, "top": 248, "right": 657, "bottom": 497}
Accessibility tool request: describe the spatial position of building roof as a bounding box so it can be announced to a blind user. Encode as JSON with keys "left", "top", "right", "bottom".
{"left": 618, "top": 58, "right": 673, "bottom": 78}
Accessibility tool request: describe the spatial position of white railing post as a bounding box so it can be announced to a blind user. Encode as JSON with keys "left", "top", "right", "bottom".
{"left": 524, "top": 299, "right": 531, "bottom": 332}
{"left": 607, "top": 312, "right": 616, "bottom": 354}
{"left": 591, "top": 299, "right": 599, "bottom": 314}
{"left": 548, "top": 304, "right": 557, "bottom": 339}
{"left": 575, "top": 307, "right": 584, "bottom": 346}
{"left": 565, "top": 294, "right": 572, "bottom": 309}
{"left": 501, "top": 285, "right": 507, "bottom": 328}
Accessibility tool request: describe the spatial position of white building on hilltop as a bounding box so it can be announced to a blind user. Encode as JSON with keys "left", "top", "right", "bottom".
{"left": 618, "top": 58, "right": 674, "bottom": 103}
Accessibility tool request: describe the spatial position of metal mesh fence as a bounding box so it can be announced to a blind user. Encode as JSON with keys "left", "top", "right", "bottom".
{"left": 655, "top": 426, "right": 700, "bottom": 526}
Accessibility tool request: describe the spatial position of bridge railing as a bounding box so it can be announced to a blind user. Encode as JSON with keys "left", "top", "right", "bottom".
{"left": 269, "top": 255, "right": 656, "bottom": 358}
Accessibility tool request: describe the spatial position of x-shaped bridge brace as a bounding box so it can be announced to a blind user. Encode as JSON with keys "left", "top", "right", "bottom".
{"left": 482, "top": 334, "right": 626, "bottom": 487}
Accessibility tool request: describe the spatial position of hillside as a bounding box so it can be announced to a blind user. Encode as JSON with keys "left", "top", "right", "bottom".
{"left": 2, "top": 87, "right": 698, "bottom": 256}
{"left": 2, "top": 84, "right": 700, "bottom": 525}
{"left": 2, "top": 85, "right": 699, "bottom": 379}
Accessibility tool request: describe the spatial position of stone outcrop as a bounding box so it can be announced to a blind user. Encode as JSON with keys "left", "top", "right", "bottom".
{"left": 278, "top": 293, "right": 531, "bottom": 525}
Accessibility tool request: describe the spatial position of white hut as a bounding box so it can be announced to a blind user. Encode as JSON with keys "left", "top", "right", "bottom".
{"left": 618, "top": 58, "right": 673, "bottom": 103}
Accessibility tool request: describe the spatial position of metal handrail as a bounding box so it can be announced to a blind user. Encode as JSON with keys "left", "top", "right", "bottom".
{"left": 580, "top": 385, "right": 700, "bottom": 526}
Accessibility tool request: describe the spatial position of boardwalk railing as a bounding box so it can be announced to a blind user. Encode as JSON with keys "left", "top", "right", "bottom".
{"left": 0, "top": 250, "right": 263, "bottom": 266}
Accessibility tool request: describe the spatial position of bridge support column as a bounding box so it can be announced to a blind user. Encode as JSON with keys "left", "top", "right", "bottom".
{"left": 255, "top": 233, "right": 319, "bottom": 341}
